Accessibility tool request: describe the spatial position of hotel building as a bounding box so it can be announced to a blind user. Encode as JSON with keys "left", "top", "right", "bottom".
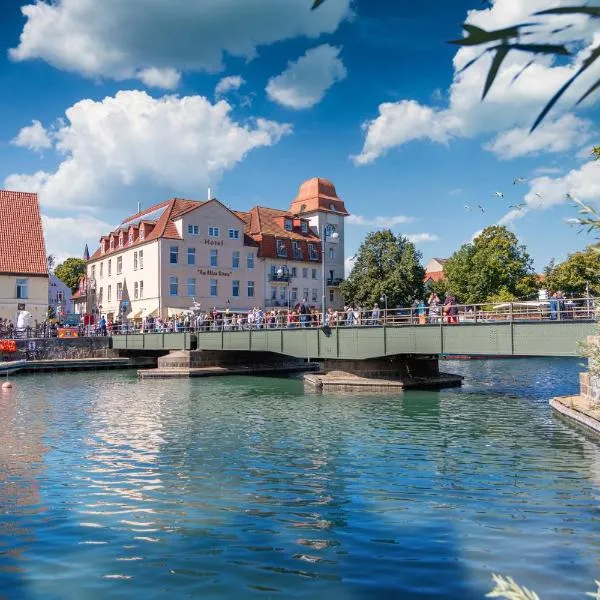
{"left": 86, "top": 178, "right": 349, "bottom": 321}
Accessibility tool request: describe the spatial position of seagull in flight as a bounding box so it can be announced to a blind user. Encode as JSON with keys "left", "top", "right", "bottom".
{"left": 513, "top": 177, "right": 527, "bottom": 185}
{"left": 565, "top": 192, "right": 574, "bottom": 201}
{"left": 478, "top": 204, "right": 486, "bottom": 213}
{"left": 509, "top": 203, "right": 526, "bottom": 211}
{"left": 535, "top": 192, "right": 544, "bottom": 200}
{"left": 493, "top": 191, "right": 504, "bottom": 199}
{"left": 464, "top": 205, "right": 473, "bottom": 212}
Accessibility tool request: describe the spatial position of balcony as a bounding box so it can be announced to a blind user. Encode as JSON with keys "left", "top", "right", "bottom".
{"left": 268, "top": 273, "right": 291, "bottom": 283}
{"left": 327, "top": 277, "right": 344, "bottom": 287}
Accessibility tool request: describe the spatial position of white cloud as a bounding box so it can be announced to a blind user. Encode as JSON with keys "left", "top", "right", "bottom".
{"left": 344, "top": 255, "right": 356, "bottom": 277}
{"left": 406, "top": 233, "right": 441, "bottom": 244}
{"left": 215, "top": 75, "right": 246, "bottom": 97}
{"left": 266, "top": 44, "right": 347, "bottom": 109}
{"left": 11, "top": 120, "right": 53, "bottom": 152}
{"left": 533, "top": 166, "right": 563, "bottom": 176}
{"left": 4, "top": 90, "right": 291, "bottom": 212}
{"left": 42, "top": 214, "right": 113, "bottom": 258}
{"left": 353, "top": 0, "right": 600, "bottom": 164}
{"left": 449, "top": 188, "right": 463, "bottom": 196}
{"left": 10, "top": 0, "right": 353, "bottom": 87}
{"left": 484, "top": 114, "right": 592, "bottom": 160}
{"left": 137, "top": 67, "right": 181, "bottom": 90}
{"left": 346, "top": 214, "right": 414, "bottom": 227}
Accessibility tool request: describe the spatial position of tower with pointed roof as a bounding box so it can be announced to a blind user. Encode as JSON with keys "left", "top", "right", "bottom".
{"left": 289, "top": 178, "right": 349, "bottom": 309}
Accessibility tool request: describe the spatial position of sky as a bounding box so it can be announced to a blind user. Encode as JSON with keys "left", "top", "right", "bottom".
{"left": 0, "top": 0, "right": 599, "bottom": 273}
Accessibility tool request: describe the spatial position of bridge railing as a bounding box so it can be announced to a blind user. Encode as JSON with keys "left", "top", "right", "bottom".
{"left": 0, "top": 298, "right": 596, "bottom": 339}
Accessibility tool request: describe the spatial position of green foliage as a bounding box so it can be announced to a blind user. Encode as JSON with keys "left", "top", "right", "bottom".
{"left": 339, "top": 229, "right": 425, "bottom": 308}
{"left": 47, "top": 305, "right": 56, "bottom": 320}
{"left": 54, "top": 257, "right": 86, "bottom": 292}
{"left": 593, "top": 146, "right": 600, "bottom": 161}
{"left": 443, "top": 226, "right": 537, "bottom": 304}
{"left": 544, "top": 248, "right": 600, "bottom": 296}
{"left": 487, "top": 574, "right": 540, "bottom": 600}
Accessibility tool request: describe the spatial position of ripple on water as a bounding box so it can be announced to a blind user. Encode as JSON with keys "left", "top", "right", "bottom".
{"left": 0, "top": 361, "right": 598, "bottom": 599}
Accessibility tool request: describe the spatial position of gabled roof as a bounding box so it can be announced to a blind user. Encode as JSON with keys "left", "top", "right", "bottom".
{"left": 245, "top": 206, "right": 321, "bottom": 242}
{"left": 0, "top": 190, "right": 48, "bottom": 276}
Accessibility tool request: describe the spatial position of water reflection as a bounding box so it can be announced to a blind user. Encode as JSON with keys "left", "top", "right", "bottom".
{"left": 0, "top": 361, "right": 598, "bottom": 599}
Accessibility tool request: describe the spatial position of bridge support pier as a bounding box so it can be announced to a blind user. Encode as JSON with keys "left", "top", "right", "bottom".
{"left": 305, "top": 355, "right": 462, "bottom": 392}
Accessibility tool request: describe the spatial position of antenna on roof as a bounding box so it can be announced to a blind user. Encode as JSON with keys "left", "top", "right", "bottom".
{"left": 208, "top": 186, "right": 212, "bottom": 200}
{"left": 137, "top": 201, "right": 141, "bottom": 213}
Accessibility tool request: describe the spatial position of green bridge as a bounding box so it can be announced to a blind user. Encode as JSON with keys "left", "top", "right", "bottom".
{"left": 111, "top": 320, "right": 596, "bottom": 359}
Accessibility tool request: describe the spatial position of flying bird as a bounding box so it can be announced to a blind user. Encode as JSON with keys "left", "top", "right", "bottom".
{"left": 513, "top": 177, "right": 527, "bottom": 185}
{"left": 565, "top": 192, "right": 574, "bottom": 201}
{"left": 535, "top": 192, "right": 544, "bottom": 200}
{"left": 509, "top": 203, "right": 526, "bottom": 211}
{"left": 478, "top": 205, "right": 486, "bottom": 213}
{"left": 464, "top": 205, "right": 473, "bottom": 211}
{"left": 493, "top": 192, "right": 504, "bottom": 199}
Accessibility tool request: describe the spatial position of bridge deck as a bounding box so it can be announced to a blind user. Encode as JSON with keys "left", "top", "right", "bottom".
{"left": 110, "top": 320, "right": 597, "bottom": 358}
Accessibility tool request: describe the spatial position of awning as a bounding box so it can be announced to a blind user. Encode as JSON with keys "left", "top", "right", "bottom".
{"left": 167, "top": 307, "right": 193, "bottom": 317}
{"left": 127, "top": 309, "right": 143, "bottom": 320}
{"left": 141, "top": 305, "right": 159, "bottom": 318}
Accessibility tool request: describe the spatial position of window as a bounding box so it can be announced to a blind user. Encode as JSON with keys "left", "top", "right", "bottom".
{"left": 108, "top": 259, "right": 112, "bottom": 277}
{"left": 169, "top": 276, "right": 178, "bottom": 296}
{"left": 232, "top": 251, "right": 240, "bottom": 269}
{"left": 98, "top": 287, "right": 103, "bottom": 304}
{"left": 276, "top": 239, "right": 287, "bottom": 257}
{"left": 16, "top": 278, "right": 28, "bottom": 299}
{"left": 228, "top": 228, "right": 240, "bottom": 240}
{"left": 302, "top": 268, "right": 308, "bottom": 278}
{"left": 279, "top": 287, "right": 286, "bottom": 302}
{"left": 291, "top": 267, "right": 297, "bottom": 277}
{"left": 270, "top": 286, "right": 277, "bottom": 300}
{"left": 91, "top": 265, "right": 96, "bottom": 279}
{"left": 208, "top": 226, "right": 220, "bottom": 237}
{"left": 329, "top": 247, "right": 336, "bottom": 260}
{"left": 210, "top": 249, "right": 218, "bottom": 267}
{"left": 134, "top": 252, "right": 138, "bottom": 270}
{"left": 100, "top": 262, "right": 104, "bottom": 278}
{"left": 187, "top": 247, "right": 196, "bottom": 266}
{"left": 116, "top": 256, "right": 122, "bottom": 275}
{"left": 247, "top": 253, "right": 254, "bottom": 270}
{"left": 188, "top": 224, "right": 199, "bottom": 235}
{"left": 134, "top": 281, "right": 139, "bottom": 299}
{"left": 291, "top": 287, "right": 298, "bottom": 302}
{"left": 187, "top": 277, "right": 196, "bottom": 297}
{"left": 117, "top": 282, "right": 123, "bottom": 300}
{"left": 284, "top": 219, "right": 293, "bottom": 231}
{"left": 232, "top": 280, "right": 240, "bottom": 297}
{"left": 139, "top": 281, "right": 144, "bottom": 298}
{"left": 292, "top": 241, "right": 302, "bottom": 259}
{"left": 107, "top": 285, "right": 112, "bottom": 302}
{"left": 101, "top": 241, "right": 105, "bottom": 255}
{"left": 109, "top": 238, "right": 114, "bottom": 251}
{"left": 301, "top": 222, "right": 308, "bottom": 233}
{"left": 128, "top": 230, "right": 134, "bottom": 244}
{"left": 139, "top": 250, "right": 144, "bottom": 270}
{"left": 325, "top": 224, "right": 336, "bottom": 238}
{"left": 139, "top": 226, "right": 145, "bottom": 240}
{"left": 56, "top": 291, "right": 65, "bottom": 303}
{"left": 308, "top": 243, "right": 319, "bottom": 261}
{"left": 247, "top": 281, "right": 254, "bottom": 297}
{"left": 210, "top": 279, "right": 218, "bottom": 297}
{"left": 330, "top": 289, "right": 335, "bottom": 302}
{"left": 312, "top": 288, "right": 318, "bottom": 302}
{"left": 119, "top": 233, "right": 123, "bottom": 248}
{"left": 170, "top": 246, "right": 179, "bottom": 265}
{"left": 303, "top": 287, "right": 309, "bottom": 300}
{"left": 312, "top": 269, "right": 317, "bottom": 279}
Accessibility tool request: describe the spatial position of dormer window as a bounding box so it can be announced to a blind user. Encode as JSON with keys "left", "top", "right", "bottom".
{"left": 109, "top": 237, "right": 114, "bottom": 251}
{"left": 118, "top": 232, "right": 124, "bottom": 248}
{"left": 300, "top": 204, "right": 306, "bottom": 212}
{"left": 276, "top": 239, "right": 287, "bottom": 257}
{"left": 284, "top": 219, "right": 293, "bottom": 231}
{"left": 329, "top": 203, "right": 336, "bottom": 212}
{"left": 139, "top": 224, "right": 145, "bottom": 240}
{"left": 128, "top": 230, "right": 134, "bottom": 244}
{"left": 101, "top": 239, "right": 106, "bottom": 255}
{"left": 301, "top": 222, "right": 308, "bottom": 233}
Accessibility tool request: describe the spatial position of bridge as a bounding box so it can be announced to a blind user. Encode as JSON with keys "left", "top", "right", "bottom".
{"left": 111, "top": 320, "right": 597, "bottom": 359}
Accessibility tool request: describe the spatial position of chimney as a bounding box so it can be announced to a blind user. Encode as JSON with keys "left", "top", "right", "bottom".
{"left": 137, "top": 201, "right": 141, "bottom": 213}
{"left": 208, "top": 187, "right": 212, "bottom": 200}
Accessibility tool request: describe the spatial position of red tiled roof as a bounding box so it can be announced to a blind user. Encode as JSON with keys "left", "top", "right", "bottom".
{"left": 289, "top": 177, "right": 350, "bottom": 216}
{"left": 424, "top": 271, "right": 445, "bottom": 283}
{"left": 0, "top": 190, "right": 48, "bottom": 276}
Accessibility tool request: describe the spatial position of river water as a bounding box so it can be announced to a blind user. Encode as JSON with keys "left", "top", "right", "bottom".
{"left": 0, "top": 359, "right": 598, "bottom": 600}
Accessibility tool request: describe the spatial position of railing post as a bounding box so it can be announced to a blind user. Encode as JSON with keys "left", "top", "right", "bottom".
{"left": 509, "top": 302, "right": 515, "bottom": 355}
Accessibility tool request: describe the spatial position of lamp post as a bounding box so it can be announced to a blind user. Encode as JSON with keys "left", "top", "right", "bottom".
{"left": 380, "top": 294, "right": 388, "bottom": 325}
{"left": 321, "top": 229, "right": 339, "bottom": 324}
{"left": 277, "top": 266, "right": 290, "bottom": 310}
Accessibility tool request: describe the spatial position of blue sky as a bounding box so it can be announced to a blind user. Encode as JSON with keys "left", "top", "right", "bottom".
{"left": 0, "top": 0, "right": 599, "bottom": 272}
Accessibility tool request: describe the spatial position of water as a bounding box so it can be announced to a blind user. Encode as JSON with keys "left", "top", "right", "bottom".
{"left": 1, "top": 358, "right": 599, "bottom": 600}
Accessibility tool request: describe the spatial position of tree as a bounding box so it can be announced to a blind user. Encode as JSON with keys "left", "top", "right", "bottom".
{"left": 443, "top": 226, "right": 538, "bottom": 304}
{"left": 339, "top": 230, "right": 425, "bottom": 308}
{"left": 54, "top": 258, "right": 86, "bottom": 292}
{"left": 544, "top": 247, "right": 600, "bottom": 297}
{"left": 47, "top": 254, "right": 56, "bottom": 272}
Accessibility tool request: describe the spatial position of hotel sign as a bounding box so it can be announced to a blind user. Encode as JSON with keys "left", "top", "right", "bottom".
{"left": 197, "top": 269, "right": 232, "bottom": 277}
{"left": 204, "top": 239, "right": 224, "bottom": 246}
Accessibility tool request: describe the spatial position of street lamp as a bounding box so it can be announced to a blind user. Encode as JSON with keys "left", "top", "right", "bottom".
{"left": 380, "top": 294, "right": 388, "bottom": 325}
{"left": 321, "top": 228, "right": 339, "bottom": 323}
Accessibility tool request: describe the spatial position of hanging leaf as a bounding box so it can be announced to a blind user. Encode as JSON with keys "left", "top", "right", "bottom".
{"left": 535, "top": 6, "right": 600, "bottom": 18}
{"left": 510, "top": 43, "right": 570, "bottom": 56}
{"left": 449, "top": 23, "right": 530, "bottom": 47}
{"left": 482, "top": 45, "right": 509, "bottom": 99}
{"left": 311, "top": 0, "right": 327, "bottom": 9}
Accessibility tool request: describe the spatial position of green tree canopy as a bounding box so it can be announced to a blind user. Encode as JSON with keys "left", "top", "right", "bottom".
{"left": 443, "top": 226, "right": 538, "bottom": 304}
{"left": 339, "top": 230, "right": 425, "bottom": 308}
{"left": 54, "top": 257, "right": 86, "bottom": 292}
{"left": 544, "top": 247, "right": 600, "bottom": 297}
